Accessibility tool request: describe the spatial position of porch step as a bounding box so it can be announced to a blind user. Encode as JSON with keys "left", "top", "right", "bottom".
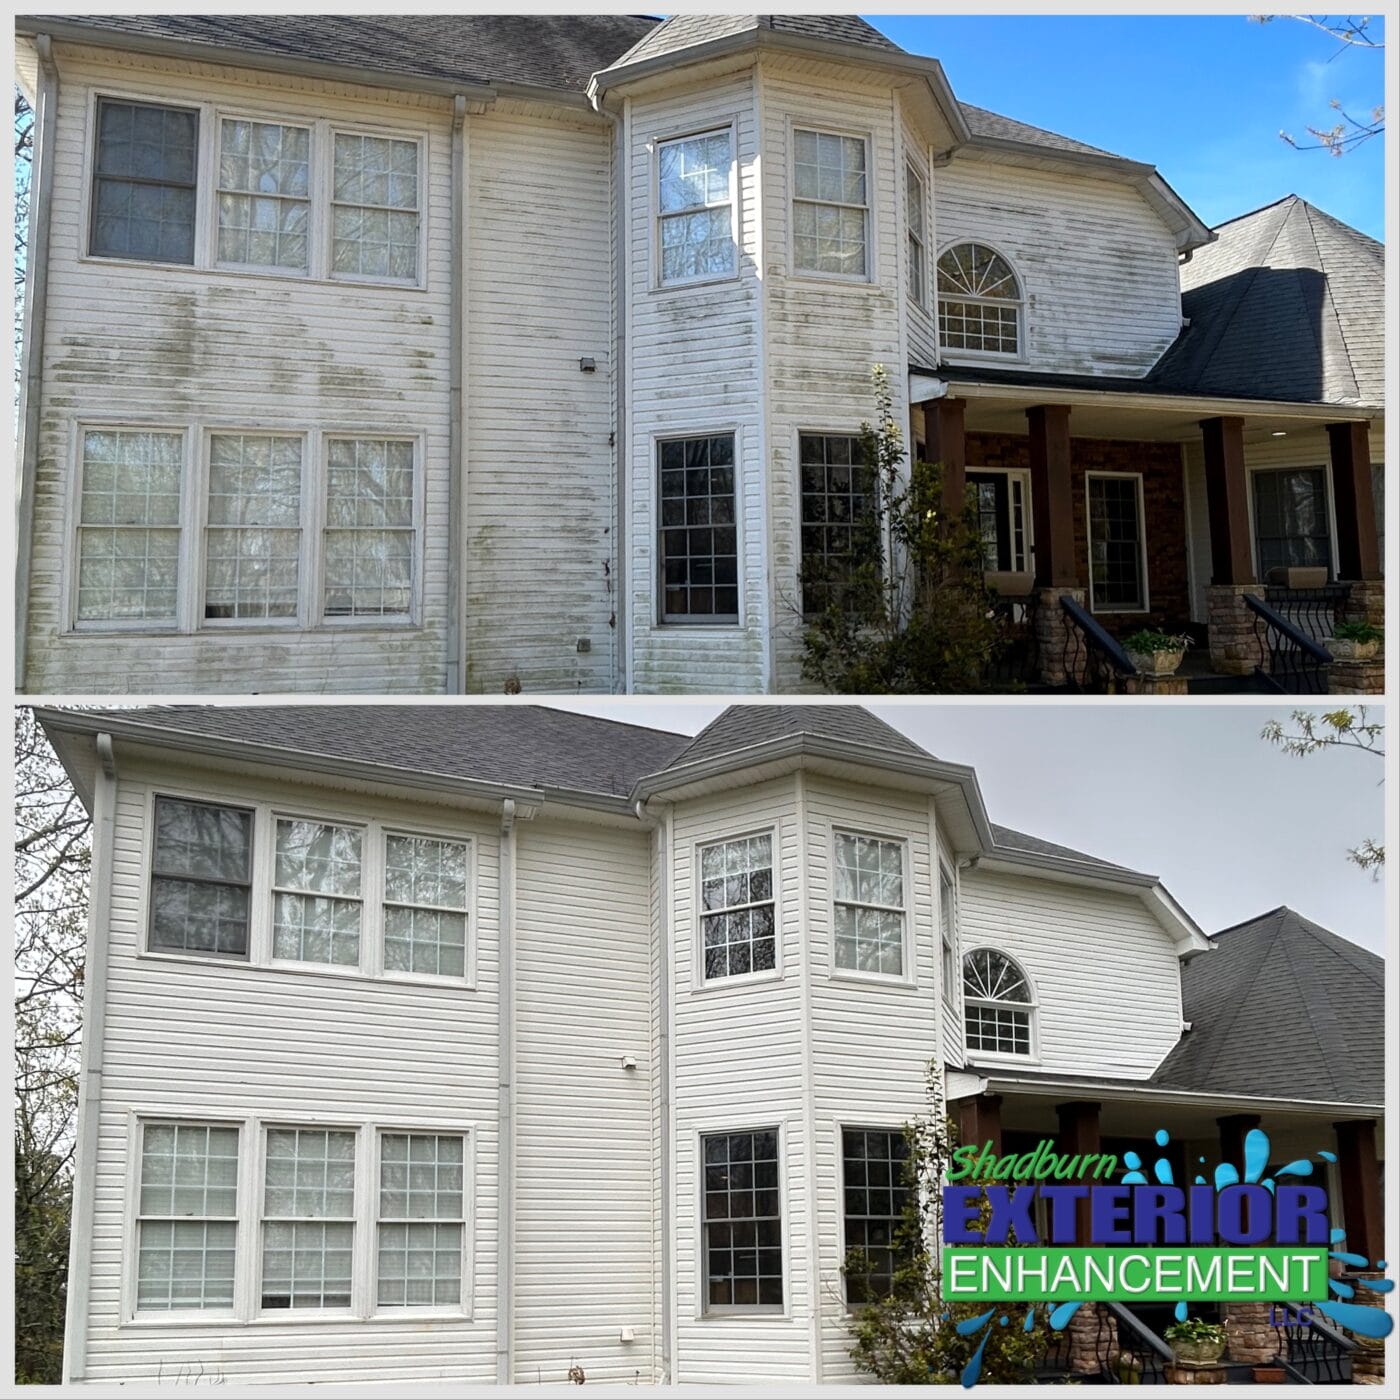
{"left": 1187, "top": 674, "right": 1273, "bottom": 695}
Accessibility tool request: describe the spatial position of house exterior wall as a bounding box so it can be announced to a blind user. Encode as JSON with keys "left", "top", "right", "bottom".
{"left": 935, "top": 156, "right": 1183, "bottom": 377}
{"left": 958, "top": 866, "right": 1185, "bottom": 1080}
{"left": 23, "top": 44, "right": 456, "bottom": 695}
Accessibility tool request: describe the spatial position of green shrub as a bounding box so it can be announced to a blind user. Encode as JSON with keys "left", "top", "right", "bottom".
{"left": 1333, "top": 620, "right": 1383, "bottom": 644}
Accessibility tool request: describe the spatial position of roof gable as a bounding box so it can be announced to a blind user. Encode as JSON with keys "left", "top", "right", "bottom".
{"left": 665, "top": 704, "right": 932, "bottom": 770}
{"left": 603, "top": 14, "right": 899, "bottom": 71}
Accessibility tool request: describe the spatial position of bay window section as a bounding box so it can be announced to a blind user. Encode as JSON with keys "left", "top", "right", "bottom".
{"left": 216, "top": 119, "right": 312, "bottom": 272}
{"left": 90, "top": 98, "right": 198, "bottom": 264}
{"left": 700, "top": 834, "right": 776, "bottom": 981}
{"left": 702, "top": 1129, "right": 783, "bottom": 1310}
{"left": 383, "top": 834, "right": 469, "bottom": 979}
{"left": 136, "top": 1122, "right": 239, "bottom": 1312}
{"left": 377, "top": 1133, "right": 465, "bottom": 1309}
{"left": 149, "top": 796, "right": 253, "bottom": 958}
{"left": 76, "top": 429, "right": 183, "bottom": 624}
{"left": 260, "top": 1128, "right": 356, "bottom": 1310}
{"left": 272, "top": 819, "right": 363, "bottom": 967}
{"left": 323, "top": 437, "right": 415, "bottom": 619}
{"left": 793, "top": 128, "right": 869, "bottom": 277}
{"left": 833, "top": 833, "right": 906, "bottom": 976}
{"left": 658, "top": 434, "right": 738, "bottom": 623}
{"left": 204, "top": 434, "right": 303, "bottom": 621}
{"left": 657, "top": 128, "right": 736, "bottom": 285}
{"left": 331, "top": 132, "right": 420, "bottom": 282}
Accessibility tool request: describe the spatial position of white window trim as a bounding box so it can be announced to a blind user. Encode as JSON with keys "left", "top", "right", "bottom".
{"left": 691, "top": 825, "right": 781, "bottom": 991}
{"left": 938, "top": 860, "right": 958, "bottom": 1010}
{"left": 134, "top": 784, "right": 476, "bottom": 989}
{"left": 837, "top": 1120, "right": 911, "bottom": 1311}
{"left": 1244, "top": 462, "right": 1340, "bottom": 583}
{"left": 934, "top": 237, "right": 1026, "bottom": 365}
{"left": 1084, "top": 470, "right": 1151, "bottom": 615}
{"left": 80, "top": 87, "right": 430, "bottom": 291}
{"left": 380, "top": 827, "right": 474, "bottom": 985}
{"left": 693, "top": 1120, "right": 789, "bottom": 1319}
{"left": 651, "top": 119, "right": 741, "bottom": 292}
{"left": 965, "top": 465, "right": 1035, "bottom": 575}
{"left": 787, "top": 120, "right": 876, "bottom": 286}
{"left": 63, "top": 422, "right": 425, "bottom": 636}
{"left": 904, "top": 159, "right": 929, "bottom": 309}
{"left": 121, "top": 1112, "right": 475, "bottom": 1327}
{"left": 961, "top": 945, "right": 1040, "bottom": 1065}
{"left": 829, "top": 828, "right": 913, "bottom": 987}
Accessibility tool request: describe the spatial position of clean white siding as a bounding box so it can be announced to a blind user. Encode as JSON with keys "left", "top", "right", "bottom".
{"left": 760, "top": 59, "right": 910, "bottom": 692}
{"left": 936, "top": 157, "right": 1183, "bottom": 378}
{"left": 82, "top": 757, "right": 501, "bottom": 1383}
{"left": 464, "top": 103, "right": 618, "bottom": 695}
{"left": 512, "top": 817, "right": 656, "bottom": 1381}
{"left": 24, "top": 44, "right": 455, "bottom": 694}
{"left": 958, "top": 867, "right": 1183, "bottom": 1079}
{"left": 625, "top": 71, "right": 770, "bottom": 694}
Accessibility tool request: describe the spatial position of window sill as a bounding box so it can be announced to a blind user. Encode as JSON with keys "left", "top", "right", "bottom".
{"left": 700, "top": 1305, "right": 789, "bottom": 1319}
{"left": 691, "top": 967, "right": 783, "bottom": 995}
{"left": 651, "top": 270, "right": 743, "bottom": 294}
{"left": 78, "top": 252, "right": 429, "bottom": 294}
{"left": 138, "top": 948, "right": 476, "bottom": 992}
{"left": 829, "top": 969, "right": 917, "bottom": 991}
{"left": 939, "top": 350, "right": 1027, "bottom": 368}
{"left": 786, "top": 270, "right": 880, "bottom": 291}
{"left": 64, "top": 619, "right": 422, "bottom": 640}
{"left": 965, "top": 1051, "right": 1041, "bottom": 1070}
{"left": 121, "top": 1310, "right": 472, "bottom": 1330}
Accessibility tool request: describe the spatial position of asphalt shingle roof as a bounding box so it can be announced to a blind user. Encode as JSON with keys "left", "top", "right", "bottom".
{"left": 960, "top": 102, "right": 1121, "bottom": 160}
{"left": 1151, "top": 905, "right": 1383, "bottom": 1104}
{"left": 603, "top": 13, "right": 898, "bottom": 70}
{"left": 988, "top": 823, "right": 1144, "bottom": 876}
{"left": 666, "top": 704, "right": 931, "bottom": 768}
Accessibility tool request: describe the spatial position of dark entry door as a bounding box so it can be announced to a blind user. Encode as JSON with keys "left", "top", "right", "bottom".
{"left": 967, "top": 472, "right": 1012, "bottom": 571}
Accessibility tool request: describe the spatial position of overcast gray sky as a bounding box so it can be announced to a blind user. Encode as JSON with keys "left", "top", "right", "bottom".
{"left": 553, "top": 700, "right": 1387, "bottom": 954}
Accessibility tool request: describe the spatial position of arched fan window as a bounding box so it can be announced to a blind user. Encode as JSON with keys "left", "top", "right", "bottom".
{"left": 937, "top": 243, "right": 1022, "bottom": 356}
{"left": 962, "top": 947, "right": 1035, "bottom": 1056}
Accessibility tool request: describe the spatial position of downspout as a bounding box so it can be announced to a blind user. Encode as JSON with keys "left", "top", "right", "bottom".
{"left": 62, "top": 732, "right": 116, "bottom": 1384}
{"left": 642, "top": 801, "right": 673, "bottom": 1382}
{"left": 446, "top": 94, "right": 468, "bottom": 693}
{"left": 15, "top": 34, "right": 59, "bottom": 689}
{"left": 496, "top": 797, "right": 517, "bottom": 1382}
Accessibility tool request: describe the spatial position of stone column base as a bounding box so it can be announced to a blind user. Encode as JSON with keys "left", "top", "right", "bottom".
{"left": 1166, "top": 1362, "right": 1230, "bottom": 1384}
{"left": 1034, "top": 586, "right": 1087, "bottom": 688}
{"left": 1124, "top": 673, "right": 1189, "bottom": 696}
{"left": 1223, "top": 1301, "right": 1280, "bottom": 1364}
{"left": 1329, "top": 658, "right": 1385, "bottom": 694}
{"left": 1340, "top": 579, "right": 1385, "bottom": 628}
{"left": 1206, "top": 584, "right": 1266, "bottom": 676}
{"left": 1065, "top": 1300, "right": 1107, "bottom": 1375}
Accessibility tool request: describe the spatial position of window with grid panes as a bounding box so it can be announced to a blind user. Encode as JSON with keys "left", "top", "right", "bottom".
{"left": 939, "top": 866, "right": 957, "bottom": 1002}
{"left": 377, "top": 1133, "right": 465, "bottom": 1308}
{"left": 658, "top": 435, "right": 738, "bottom": 622}
{"left": 383, "top": 834, "right": 469, "bottom": 979}
{"left": 793, "top": 129, "right": 868, "bottom": 277}
{"left": 260, "top": 1128, "right": 356, "bottom": 1309}
{"left": 963, "top": 948, "right": 1034, "bottom": 1056}
{"left": 76, "top": 428, "right": 183, "bottom": 623}
{"left": 842, "top": 1127, "right": 910, "bottom": 1303}
{"left": 702, "top": 1129, "right": 783, "bottom": 1309}
{"left": 937, "top": 243, "right": 1021, "bottom": 355}
{"left": 657, "top": 129, "right": 735, "bottom": 284}
{"left": 323, "top": 437, "right": 415, "bottom": 618}
{"left": 90, "top": 98, "right": 198, "bottom": 264}
{"left": 331, "top": 132, "right": 420, "bottom": 281}
{"left": 136, "top": 1122, "right": 239, "bottom": 1311}
{"left": 272, "top": 819, "right": 363, "bottom": 966}
{"left": 799, "top": 433, "right": 874, "bottom": 617}
{"left": 149, "top": 797, "right": 253, "bottom": 958}
{"left": 204, "top": 434, "right": 303, "bottom": 621}
{"left": 1252, "top": 467, "right": 1333, "bottom": 578}
{"left": 216, "top": 119, "right": 312, "bottom": 272}
{"left": 1086, "top": 474, "right": 1146, "bottom": 611}
{"left": 833, "top": 833, "right": 906, "bottom": 976}
{"left": 700, "top": 834, "right": 775, "bottom": 981}
{"left": 905, "top": 164, "right": 927, "bottom": 304}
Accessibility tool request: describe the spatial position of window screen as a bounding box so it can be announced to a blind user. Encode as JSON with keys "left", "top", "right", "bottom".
{"left": 91, "top": 98, "right": 198, "bottom": 264}
{"left": 149, "top": 797, "right": 252, "bottom": 958}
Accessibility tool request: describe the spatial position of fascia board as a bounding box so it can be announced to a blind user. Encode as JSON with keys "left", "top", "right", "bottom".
{"left": 974, "top": 1075, "right": 1383, "bottom": 1117}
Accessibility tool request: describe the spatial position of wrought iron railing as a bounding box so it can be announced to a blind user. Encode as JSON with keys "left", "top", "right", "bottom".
{"left": 1244, "top": 593, "right": 1333, "bottom": 694}
{"left": 985, "top": 591, "right": 1040, "bottom": 689}
{"left": 1276, "top": 1305, "right": 1356, "bottom": 1383}
{"left": 1264, "top": 582, "right": 1351, "bottom": 647}
{"left": 1060, "top": 595, "right": 1138, "bottom": 694}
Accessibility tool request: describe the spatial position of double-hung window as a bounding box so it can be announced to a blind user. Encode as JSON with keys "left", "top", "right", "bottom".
{"left": 842, "top": 1127, "right": 910, "bottom": 1304}
{"left": 332, "top": 133, "right": 421, "bottom": 282}
{"left": 216, "top": 119, "right": 312, "bottom": 273}
{"left": 135, "top": 1122, "right": 240, "bottom": 1312}
{"left": 939, "top": 866, "right": 957, "bottom": 1001}
{"left": 1086, "top": 473, "right": 1147, "bottom": 612}
{"left": 793, "top": 129, "right": 869, "bottom": 278}
{"left": 272, "top": 818, "right": 364, "bottom": 967}
{"left": 658, "top": 434, "right": 738, "bottom": 623}
{"left": 383, "top": 834, "right": 469, "bottom": 979}
{"left": 833, "top": 833, "right": 906, "bottom": 977}
{"left": 905, "top": 164, "right": 927, "bottom": 304}
{"left": 700, "top": 834, "right": 775, "bottom": 981}
{"left": 799, "top": 433, "right": 875, "bottom": 617}
{"left": 377, "top": 1133, "right": 466, "bottom": 1308}
{"left": 260, "top": 1127, "right": 357, "bottom": 1310}
{"left": 657, "top": 128, "right": 736, "bottom": 285}
{"left": 149, "top": 796, "right": 253, "bottom": 958}
{"left": 324, "top": 437, "right": 416, "bottom": 619}
{"left": 1252, "top": 467, "right": 1333, "bottom": 578}
{"left": 702, "top": 1129, "right": 783, "bottom": 1309}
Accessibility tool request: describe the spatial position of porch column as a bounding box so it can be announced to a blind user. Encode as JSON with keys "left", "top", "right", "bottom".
{"left": 1333, "top": 1118, "right": 1383, "bottom": 1266}
{"left": 1027, "top": 405, "right": 1076, "bottom": 588}
{"left": 1327, "top": 421, "right": 1381, "bottom": 582}
{"left": 1201, "top": 416, "right": 1264, "bottom": 676}
{"left": 1216, "top": 1113, "right": 1261, "bottom": 1169}
{"left": 1056, "top": 1100, "right": 1100, "bottom": 1244}
{"left": 925, "top": 395, "right": 967, "bottom": 516}
{"left": 956, "top": 1093, "right": 1002, "bottom": 1155}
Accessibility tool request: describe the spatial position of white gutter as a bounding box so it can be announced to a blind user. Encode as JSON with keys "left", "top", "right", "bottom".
{"left": 62, "top": 732, "right": 116, "bottom": 1384}
{"left": 15, "top": 33, "right": 58, "bottom": 689}
{"left": 496, "top": 798, "right": 519, "bottom": 1383}
{"left": 446, "top": 94, "right": 469, "bottom": 694}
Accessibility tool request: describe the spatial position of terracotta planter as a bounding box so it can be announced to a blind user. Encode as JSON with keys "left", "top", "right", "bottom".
{"left": 1325, "top": 636, "right": 1380, "bottom": 661}
{"left": 1252, "top": 1364, "right": 1286, "bottom": 1384}
{"left": 1170, "top": 1338, "right": 1227, "bottom": 1366}
{"left": 1126, "top": 647, "right": 1186, "bottom": 677}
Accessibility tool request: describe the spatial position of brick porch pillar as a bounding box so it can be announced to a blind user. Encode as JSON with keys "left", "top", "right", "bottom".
{"left": 924, "top": 395, "right": 967, "bottom": 517}
{"left": 1333, "top": 1118, "right": 1383, "bottom": 1266}
{"left": 1056, "top": 1100, "right": 1100, "bottom": 1245}
{"left": 1027, "top": 405, "right": 1085, "bottom": 685}
{"left": 1200, "top": 416, "right": 1263, "bottom": 675}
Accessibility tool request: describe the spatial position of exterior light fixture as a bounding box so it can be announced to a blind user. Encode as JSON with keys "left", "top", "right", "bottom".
{"left": 579, "top": 356, "right": 596, "bottom": 372}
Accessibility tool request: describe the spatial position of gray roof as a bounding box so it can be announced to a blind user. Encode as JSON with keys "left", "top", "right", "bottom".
{"left": 1151, "top": 906, "right": 1383, "bottom": 1105}
{"left": 988, "top": 823, "right": 1144, "bottom": 877}
{"left": 960, "top": 102, "right": 1120, "bottom": 160}
{"left": 1150, "top": 195, "right": 1384, "bottom": 406}
{"left": 18, "top": 14, "right": 660, "bottom": 94}
{"left": 603, "top": 14, "right": 898, "bottom": 71}
{"left": 666, "top": 704, "right": 931, "bottom": 769}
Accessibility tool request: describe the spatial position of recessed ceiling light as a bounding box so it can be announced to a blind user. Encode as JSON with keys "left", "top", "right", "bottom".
{"left": 1271, "top": 430, "right": 1288, "bottom": 437}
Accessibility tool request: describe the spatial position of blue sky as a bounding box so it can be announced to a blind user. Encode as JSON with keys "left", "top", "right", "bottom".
{"left": 865, "top": 13, "right": 1385, "bottom": 238}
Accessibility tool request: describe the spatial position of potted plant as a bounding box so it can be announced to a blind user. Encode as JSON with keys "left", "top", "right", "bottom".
{"left": 1164, "top": 1316, "right": 1228, "bottom": 1366}
{"left": 1325, "top": 620, "right": 1383, "bottom": 661}
{"left": 1122, "top": 629, "right": 1192, "bottom": 677}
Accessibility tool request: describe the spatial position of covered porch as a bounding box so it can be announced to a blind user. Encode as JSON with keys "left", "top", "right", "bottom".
{"left": 911, "top": 376, "right": 1384, "bottom": 695}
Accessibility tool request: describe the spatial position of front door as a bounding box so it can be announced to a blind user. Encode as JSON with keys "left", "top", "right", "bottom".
{"left": 967, "top": 471, "right": 1029, "bottom": 573}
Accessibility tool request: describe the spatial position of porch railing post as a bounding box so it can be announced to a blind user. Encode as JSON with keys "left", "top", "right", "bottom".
{"left": 925, "top": 395, "right": 967, "bottom": 517}
{"left": 1326, "top": 420, "right": 1382, "bottom": 582}
{"left": 1055, "top": 1099, "right": 1100, "bottom": 1245}
{"left": 1027, "top": 404, "right": 1076, "bottom": 588}
{"left": 1199, "top": 415, "right": 1254, "bottom": 585}
{"left": 1332, "top": 1118, "right": 1384, "bottom": 1266}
